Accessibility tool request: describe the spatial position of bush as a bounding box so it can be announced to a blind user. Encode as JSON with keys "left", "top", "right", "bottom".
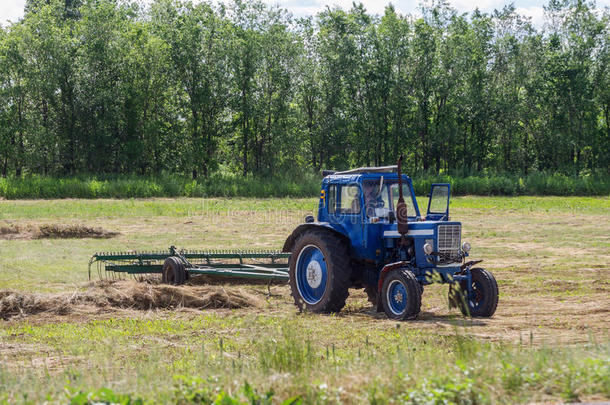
{"left": 0, "top": 172, "right": 321, "bottom": 199}
{"left": 0, "top": 171, "right": 607, "bottom": 199}
{"left": 412, "top": 172, "right": 609, "bottom": 197}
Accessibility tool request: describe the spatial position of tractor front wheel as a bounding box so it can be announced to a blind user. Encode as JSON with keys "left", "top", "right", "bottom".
{"left": 381, "top": 268, "right": 422, "bottom": 320}
{"left": 454, "top": 267, "right": 498, "bottom": 318}
{"left": 162, "top": 256, "right": 187, "bottom": 285}
{"left": 289, "top": 229, "right": 351, "bottom": 313}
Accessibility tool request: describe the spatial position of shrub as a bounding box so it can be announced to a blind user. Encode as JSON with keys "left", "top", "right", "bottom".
{"left": 0, "top": 171, "right": 607, "bottom": 199}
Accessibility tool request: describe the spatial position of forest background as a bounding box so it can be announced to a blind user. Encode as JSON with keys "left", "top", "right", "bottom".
{"left": 0, "top": 0, "right": 608, "bottom": 198}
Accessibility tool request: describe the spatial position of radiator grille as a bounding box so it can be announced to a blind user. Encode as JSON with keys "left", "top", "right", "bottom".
{"left": 437, "top": 224, "right": 461, "bottom": 263}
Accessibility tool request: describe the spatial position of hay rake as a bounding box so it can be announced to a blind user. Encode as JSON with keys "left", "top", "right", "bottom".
{"left": 89, "top": 246, "right": 290, "bottom": 284}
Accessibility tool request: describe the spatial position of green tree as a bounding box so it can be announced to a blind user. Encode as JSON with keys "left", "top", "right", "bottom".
{"left": 152, "top": 0, "right": 230, "bottom": 178}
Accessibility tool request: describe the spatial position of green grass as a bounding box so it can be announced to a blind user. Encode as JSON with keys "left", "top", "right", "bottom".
{"left": 1, "top": 196, "right": 607, "bottom": 293}
{"left": 1, "top": 316, "right": 608, "bottom": 404}
{"left": 0, "top": 197, "right": 318, "bottom": 220}
{"left": 0, "top": 172, "right": 608, "bottom": 199}
{"left": 451, "top": 195, "right": 610, "bottom": 213}
{"left": 0, "top": 196, "right": 608, "bottom": 403}
{"left": 0, "top": 196, "right": 607, "bottom": 221}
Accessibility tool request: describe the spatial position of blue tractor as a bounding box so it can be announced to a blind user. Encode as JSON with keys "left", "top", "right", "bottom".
{"left": 282, "top": 157, "right": 499, "bottom": 320}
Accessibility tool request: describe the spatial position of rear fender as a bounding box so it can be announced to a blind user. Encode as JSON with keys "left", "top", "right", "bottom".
{"left": 282, "top": 223, "right": 349, "bottom": 253}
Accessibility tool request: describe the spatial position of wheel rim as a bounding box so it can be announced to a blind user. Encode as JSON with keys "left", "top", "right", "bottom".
{"left": 468, "top": 280, "right": 485, "bottom": 310}
{"left": 295, "top": 245, "right": 328, "bottom": 305}
{"left": 387, "top": 279, "right": 408, "bottom": 315}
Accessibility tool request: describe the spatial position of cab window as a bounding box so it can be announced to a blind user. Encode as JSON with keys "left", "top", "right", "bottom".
{"left": 327, "top": 185, "right": 337, "bottom": 214}
{"left": 363, "top": 180, "right": 389, "bottom": 217}
{"left": 338, "top": 185, "right": 360, "bottom": 214}
{"left": 390, "top": 183, "right": 417, "bottom": 217}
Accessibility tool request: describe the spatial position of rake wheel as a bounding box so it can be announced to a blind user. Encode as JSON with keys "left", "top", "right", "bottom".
{"left": 162, "top": 256, "right": 187, "bottom": 285}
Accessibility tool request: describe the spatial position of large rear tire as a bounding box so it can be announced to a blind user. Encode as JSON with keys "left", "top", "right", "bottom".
{"left": 381, "top": 268, "right": 422, "bottom": 320}
{"left": 454, "top": 267, "right": 498, "bottom": 318}
{"left": 289, "top": 229, "right": 351, "bottom": 313}
{"left": 162, "top": 256, "right": 187, "bottom": 285}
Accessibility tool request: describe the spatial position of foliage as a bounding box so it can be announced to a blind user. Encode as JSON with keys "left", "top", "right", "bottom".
{"left": 0, "top": 0, "right": 608, "bottom": 181}
{"left": 66, "top": 386, "right": 145, "bottom": 405}
{"left": 172, "top": 377, "right": 291, "bottom": 404}
{"left": 0, "top": 172, "right": 607, "bottom": 198}
{"left": 403, "top": 377, "right": 483, "bottom": 405}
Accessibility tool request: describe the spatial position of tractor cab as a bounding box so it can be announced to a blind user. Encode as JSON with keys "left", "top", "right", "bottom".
{"left": 315, "top": 168, "right": 457, "bottom": 267}
{"left": 318, "top": 173, "right": 452, "bottom": 224}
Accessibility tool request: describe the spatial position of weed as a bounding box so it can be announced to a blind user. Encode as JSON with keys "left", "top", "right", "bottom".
{"left": 66, "top": 387, "right": 144, "bottom": 405}
{"left": 258, "top": 324, "right": 317, "bottom": 373}
{"left": 404, "top": 378, "right": 484, "bottom": 405}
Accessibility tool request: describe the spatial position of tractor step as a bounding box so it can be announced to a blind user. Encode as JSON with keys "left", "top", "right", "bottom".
{"left": 89, "top": 246, "right": 290, "bottom": 283}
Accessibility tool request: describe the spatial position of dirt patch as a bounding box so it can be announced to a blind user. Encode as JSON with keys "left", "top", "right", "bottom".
{"left": 0, "top": 222, "right": 118, "bottom": 239}
{"left": 0, "top": 280, "right": 263, "bottom": 319}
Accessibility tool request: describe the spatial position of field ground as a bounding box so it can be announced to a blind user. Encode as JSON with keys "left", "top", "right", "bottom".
{"left": 0, "top": 196, "right": 609, "bottom": 404}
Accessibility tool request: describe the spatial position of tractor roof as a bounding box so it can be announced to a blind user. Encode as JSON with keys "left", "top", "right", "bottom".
{"left": 322, "top": 165, "right": 398, "bottom": 177}
{"left": 334, "top": 165, "right": 397, "bottom": 175}
{"left": 322, "top": 166, "right": 411, "bottom": 184}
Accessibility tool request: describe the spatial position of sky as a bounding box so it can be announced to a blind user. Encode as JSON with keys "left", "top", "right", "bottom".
{"left": 1, "top": 0, "right": 609, "bottom": 28}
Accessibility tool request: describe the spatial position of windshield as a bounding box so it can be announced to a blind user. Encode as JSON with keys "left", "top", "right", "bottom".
{"left": 362, "top": 179, "right": 417, "bottom": 218}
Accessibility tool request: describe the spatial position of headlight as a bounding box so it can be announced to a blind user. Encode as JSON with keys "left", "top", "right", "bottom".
{"left": 423, "top": 243, "right": 433, "bottom": 255}
{"left": 461, "top": 242, "right": 471, "bottom": 252}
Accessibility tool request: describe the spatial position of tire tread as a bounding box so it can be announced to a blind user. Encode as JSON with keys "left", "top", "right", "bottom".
{"left": 457, "top": 267, "right": 498, "bottom": 317}
{"left": 162, "top": 257, "right": 186, "bottom": 285}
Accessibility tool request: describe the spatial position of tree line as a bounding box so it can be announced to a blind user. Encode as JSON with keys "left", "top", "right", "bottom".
{"left": 0, "top": 0, "right": 608, "bottom": 179}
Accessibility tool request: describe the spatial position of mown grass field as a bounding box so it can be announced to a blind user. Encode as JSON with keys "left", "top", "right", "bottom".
{"left": 0, "top": 196, "right": 609, "bottom": 404}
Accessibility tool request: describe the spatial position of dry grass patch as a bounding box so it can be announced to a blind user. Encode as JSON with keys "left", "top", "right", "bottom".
{"left": 0, "top": 280, "right": 263, "bottom": 320}
{"left": 0, "top": 221, "right": 119, "bottom": 239}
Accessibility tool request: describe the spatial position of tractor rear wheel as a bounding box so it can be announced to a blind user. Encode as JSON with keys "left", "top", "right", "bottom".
{"left": 162, "top": 256, "right": 187, "bottom": 285}
{"left": 289, "top": 229, "right": 351, "bottom": 313}
{"left": 454, "top": 268, "right": 498, "bottom": 318}
{"left": 381, "top": 268, "right": 422, "bottom": 320}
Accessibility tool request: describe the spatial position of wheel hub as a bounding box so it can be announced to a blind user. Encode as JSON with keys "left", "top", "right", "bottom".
{"left": 387, "top": 280, "right": 408, "bottom": 315}
{"left": 295, "top": 244, "right": 329, "bottom": 305}
{"left": 393, "top": 291, "right": 404, "bottom": 304}
{"left": 474, "top": 288, "right": 483, "bottom": 302}
{"left": 306, "top": 261, "right": 322, "bottom": 288}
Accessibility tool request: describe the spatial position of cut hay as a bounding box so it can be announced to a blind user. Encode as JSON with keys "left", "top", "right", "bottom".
{"left": 0, "top": 222, "right": 119, "bottom": 240}
{"left": 0, "top": 280, "right": 263, "bottom": 320}
{"left": 36, "top": 224, "right": 119, "bottom": 239}
{"left": 0, "top": 223, "right": 28, "bottom": 239}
